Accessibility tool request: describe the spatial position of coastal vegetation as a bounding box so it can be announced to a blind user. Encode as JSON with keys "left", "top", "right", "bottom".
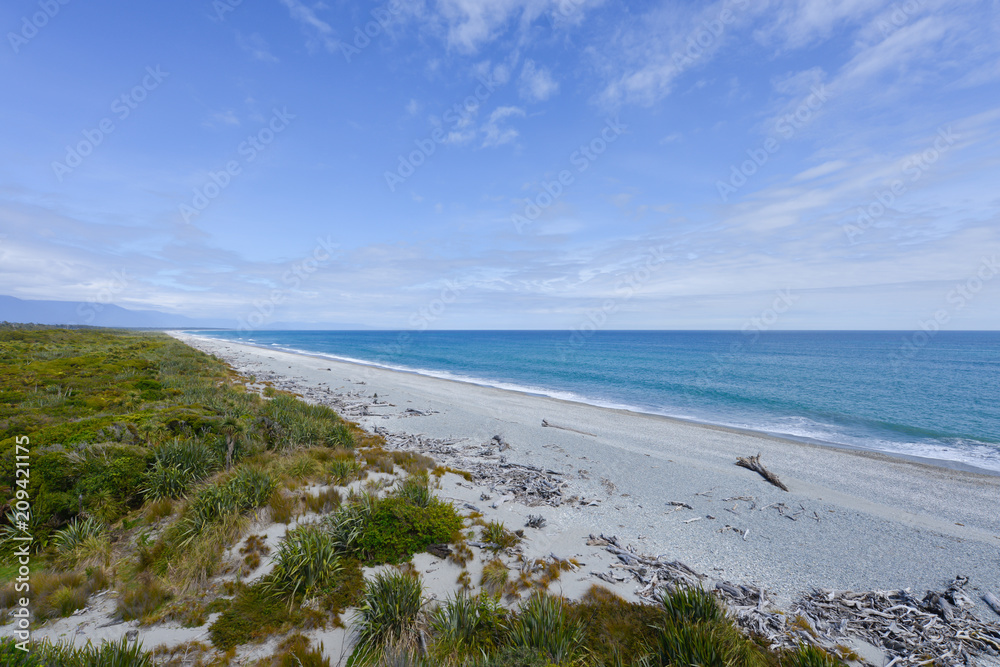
{"left": 0, "top": 327, "right": 846, "bottom": 665}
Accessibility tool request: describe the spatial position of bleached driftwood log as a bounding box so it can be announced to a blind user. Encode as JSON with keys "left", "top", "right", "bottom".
{"left": 735, "top": 453, "right": 789, "bottom": 491}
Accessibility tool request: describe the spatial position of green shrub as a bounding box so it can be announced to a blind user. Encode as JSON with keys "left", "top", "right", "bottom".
{"left": 209, "top": 582, "right": 296, "bottom": 650}
{"left": 5, "top": 636, "right": 153, "bottom": 666}
{"left": 355, "top": 496, "right": 463, "bottom": 565}
{"left": 567, "top": 585, "right": 671, "bottom": 665}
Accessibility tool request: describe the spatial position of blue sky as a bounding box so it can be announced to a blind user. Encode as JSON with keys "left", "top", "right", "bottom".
{"left": 1, "top": 0, "right": 999, "bottom": 329}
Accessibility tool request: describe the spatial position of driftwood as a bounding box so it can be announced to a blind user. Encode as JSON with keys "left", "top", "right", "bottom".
{"left": 985, "top": 592, "right": 1000, "bottom": 617}
{"left": 735, "top": 453, "right": 789, "bottom": 491}
{"left": 541, "top": 419, "right": 596, "bottom": 437}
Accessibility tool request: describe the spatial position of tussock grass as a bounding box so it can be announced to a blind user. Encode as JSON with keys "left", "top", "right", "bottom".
{"left": 304, "top": 486, "right": 342, "bottom": 515}
{"left": 480, "top": 520, "right": 520, "bottom": 551}
{"left": 508, "top": 593, "right": 586, "bottom": 665}
{"left": 480, "top": 559, "right": 509, "bottom": 597}
{"left": 429, "top": 592, "right": 507, "bottom": 662}
{"left": 0, "top": 636, "right": 153, "bottom": 666}
{"left": 350, "top": 570, "right": 425, "bottom": 666}
{"left": 117, "top": 572, "right": 173, "bottom": 621}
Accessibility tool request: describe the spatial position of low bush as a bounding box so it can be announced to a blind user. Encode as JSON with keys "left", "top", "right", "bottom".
{"left": 209, "top": 582, "right": 297, "bottom": 650}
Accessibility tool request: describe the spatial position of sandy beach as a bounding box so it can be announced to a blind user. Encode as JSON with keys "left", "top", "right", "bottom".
{"left": 169, "top": 332, "right": 1000, "bottom": 617}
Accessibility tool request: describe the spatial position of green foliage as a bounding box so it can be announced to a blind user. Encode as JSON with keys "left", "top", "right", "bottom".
{"left": 117, "top": 573, "right": 173, "bottom": 621}
{"left": 143, "top": 438, "right": 220, "bottom": 500}
{"left": 661, "top": 586, "right": 726, "bottom": 625}
{"left": 429, "top": 592, "right": 507, "bottom": 661}
{"left": 271, "top": 634, "right": 332, "bottom": 667}
{"left": 0, "top": 636, "right": 153, "bottom": 666}
{"left": 329, "top": 456, "right": 364, "bottom": 485}
{"left": 265, "top": 524, "right": 343, "bottom": 601}
{"left": 52, "top": 517, "right": 105, "bottom": 554}
{"left": 209, "top": 582, "right": 298, "bottom": 650}
{"left": 175, "top": 466, "right": 277, "bottom": 546}
{"left": 350, "top": 571, "right": 425, "bottom": 666}
{"left": 783, "top": 644, "right": 842, "bottom": 667}
{"left": 395, "top": 474, "right": 433, "bottom": 508}
{"left": 567, "top": 585, "right": 671, "bottom": 665}
{"left": 480, "top": 521, "right": 521, "bottom": 551}
{"left": 508, "top": 593, "right": 585, "bottom": 665}
{"left": 354, "top": 496, "right": 463, "bottom": 565}
{"left": 262, "top": 394, "right": 355, "bottom": 449}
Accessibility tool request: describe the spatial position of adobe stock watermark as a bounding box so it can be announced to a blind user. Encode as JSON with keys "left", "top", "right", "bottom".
{"left": 51, "top": 66, "right": 169, "bottom": 182}
{"left": 695, "top": 289, "right": 798, "bottom": 388}
{"left": 7, "top": 0, "right": 70, "bottom": 53}
{"left": 384, "top": 73, "right": 505, "bottom": 192}
{"left": 355, "top": 281, "right": 467, "bottom": 377}
{"left": 888, "top": 255, "right": 998, "bottom": 370}
{"left": 210, "top": 0, "right": 242, "bottom": 21}
{"left": 556, "top": 245, "right": 670, "bottom": 361}
{"left": 180, "top": 108, "right": 295, "bottom": 224}
{"left": 74, "top": 268, "right": 132, "bottom": 325}
{"left": 842, "top": 126, "right": 957, "bottom": 244}
{"left": 669, "top": 0, "right": 749, "bottom": 74}
{"left": 339, "top": 0, "right": 405, "bottom": 63}
{"left": 236, "top": 236, "right": 335, "bottom": 332}
{"left": 512, "top": 117, "right": 628, "bottom": 233}
{"left": 716, "top": 84, "right": 830, "bottom": 202}
{"left": 877, "top": 0, "right": 922, "bottom": 38}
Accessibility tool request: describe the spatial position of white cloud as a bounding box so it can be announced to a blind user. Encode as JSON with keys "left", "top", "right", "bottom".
{"left": 406, "top": 98, "right": 420, "bottom": 115}
{"left": 236, "top": 31, "right": 279, "bottom": 63}
{"left": 279, "top": 0, "right": 340, "bottom": 53}
{"left": 518, "top": 59, "right": 559, "bottom": 102}
{"left": 481, "top": 106, "right": 525, "bottom": 147}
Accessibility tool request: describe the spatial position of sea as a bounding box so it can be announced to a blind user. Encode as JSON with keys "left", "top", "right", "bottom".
{"left": 191, "top": 330, "right": 1000, "bottom": 474}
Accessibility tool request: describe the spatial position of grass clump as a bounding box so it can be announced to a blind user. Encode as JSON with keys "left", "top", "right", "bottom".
{"left": 480, "top": 520, "right": 521, "bottom": 551}
{"left": 265, "top": 524, "right": 342, "bottom": 601}
{"left": 0, "top": 636, "right": 153, "bottom": 666}
{"left": 304, "top": 486, "right": 342, "bottom": 514}
{"left": 209, "top": 582, "right": 298, "bottom": 650}
{"left": 429, "top": 592, "right": 507, "bottom": 661}
{"left": 29, "top": 568, "right": 109, "bottom": 621}
{"left": 480, "top": 559, "right": 509, "bottom": 597}
{"left": 508, "top": 593, "right": 586, "bottom": 665}
{"left": 117, "top": 572, "right": 173, "bottom": 621}
{"left": 175, "top": 466, "right": 276, "bottom": 546}
{"left": 349, "top": 570, "right": 425, "bottom": 666}
{"left": 783, "top": 644, "right": 842, "bottom": 667}
{"left": 269, "top": 633, "right": 331, "bottom": 667}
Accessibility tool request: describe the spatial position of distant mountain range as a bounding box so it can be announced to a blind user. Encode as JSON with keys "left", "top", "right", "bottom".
{"left": 0, "top": 296, "right": 372, "bottom": 330}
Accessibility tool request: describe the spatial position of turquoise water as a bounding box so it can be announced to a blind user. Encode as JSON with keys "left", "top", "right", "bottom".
{"left": 194, "top": 330, "right": 1000, "bottom": 473}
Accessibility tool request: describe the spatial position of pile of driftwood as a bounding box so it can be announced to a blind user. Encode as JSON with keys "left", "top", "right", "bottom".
{"left": 794, "top": 577, "right": 1000, "bottom": 666}
{"left": 586, "top": 533, "right": 705, "bottom": 594}
{"left": 372, "top": 429, "right": 575, "bottom": 508}
{"left": 586, "top": 536, "right": 1000, "bottom": 666}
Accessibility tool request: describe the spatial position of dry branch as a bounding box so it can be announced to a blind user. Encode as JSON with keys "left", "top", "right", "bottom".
{"left": 735, "top": 452, "right": 789, "bottom": 491}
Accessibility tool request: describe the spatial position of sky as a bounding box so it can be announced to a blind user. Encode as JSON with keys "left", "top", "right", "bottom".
{"left": 1, "top": 0, "right": 999, "bottom": 330}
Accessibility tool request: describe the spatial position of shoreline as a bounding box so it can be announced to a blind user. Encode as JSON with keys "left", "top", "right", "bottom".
{"left": 181, "top": 331, "right": 1000, "bottom": 479}
{"left": 169, "top": 331, "right": 1000, "bottom": 611}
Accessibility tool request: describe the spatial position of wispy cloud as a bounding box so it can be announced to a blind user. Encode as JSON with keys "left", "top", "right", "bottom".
{"left": 481, "top": 106, "right": 525, "bottom": 147}
{"left": 279, "top": 0, "right": 340, "bottom": 53}
{"left": 236, "top": 31, "right": 280, "bottom": 63}
{"left": 519, "top": 59, "right": 559, "bottom": 102}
